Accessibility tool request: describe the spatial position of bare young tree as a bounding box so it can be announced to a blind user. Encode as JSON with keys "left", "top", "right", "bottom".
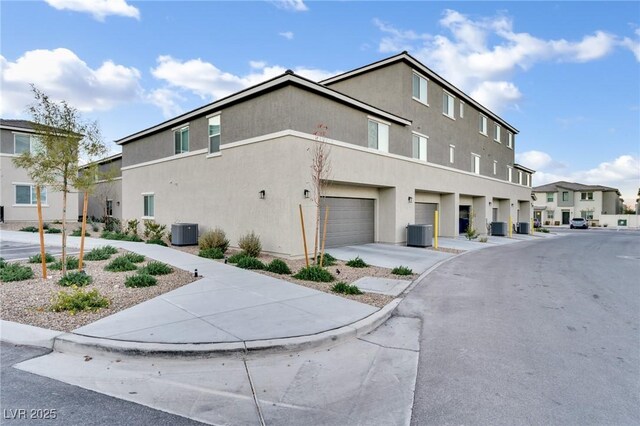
{"left": 310, "top": 124, "right": 332, "bottom": 262}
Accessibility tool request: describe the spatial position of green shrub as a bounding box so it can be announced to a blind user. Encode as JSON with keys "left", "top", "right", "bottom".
{"left": 293, "top": 265, "right": 334, "bottom": 282}
{"left": 0, "top": 258, "right": 6, "bottom": 269}
{"left": 46, "top": 227, "right": 62, "bottom": 234}
{"left": 84, "top": 246, "right": 114, "bottom": 261}
{"left": 0, "top": 264, "right": 34, "bottom": 282}
{"left": 42, "top": 222, "right": 50, "bottom": 229}
{"left": 236, "top": 256, "right": 265, "bottom": 270}
{"left": 125, "top": 219, "right": 140, "bottom": 236}
{"left": 101, "top": 230, "right": 142, "bottom": 242}
{"left": 138, "top": 261, "right": 172, "bottom": 276}
{"left": 101, "top": 245, "right": 118, "bottom": 255}
{"left": 49, "top": 256, "right": 79, "bottom": 270}
{"left": 71, "top": 228, "right": 90, "bottom": 237}
{"left": 103, "top": 217, "right": 121, "bottom": 233}
{"left": 331, "top": 282, "right": 363, "bottom": 295}
{"left": 227, "top": 252, "right": 249, "bottom": 264}
{"left": 125, "top": 274, "right": 158, "bottom": 288}
{"left": 345, "top": 256, "right": 368, "bottom": 268}
{"left": 391, "top": 266, "right": 413, "bottom": 276}
{"left": 58, "top": 271, "right": 92, "bottom": 287}
{"left": 315, "top": 252, "right": 337, "bottom": 266}
{"left": 199, "top": 247, "right": 225, "bottom": 260}
{"left": 199, "top": 228, "right": 230, "bottom": 252}
{"left": 265, "top": 259, "right": 292, "bottom": 274}
{"left": 464, "top": 225, "right": 478, "bottom": 241}
{"left": 238, "top": 231, "right": 261, "bottom": 257}
{"left": 104, "top": 256, "right": 137, "bottom": 272}
{"left": 146, "top": 238, "right": 168, "bottom": 246}
{"left": 29, "top": 252, "right": 55, "bottom": 264}
{"left": 143, "top": 220, "right": 166, "bottom": 241}
{"left": 122, "top": 252, "right": 145, "bottom": 263}
{"left": 50, "top": 288, "right": 109, "bottom": 313}
{"left": 19, "top": 226, "right": 38, "bottom": 232}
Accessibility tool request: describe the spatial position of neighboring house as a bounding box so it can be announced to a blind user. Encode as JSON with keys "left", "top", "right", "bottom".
{"left": 79, "top": 153, "right": 122, "bottom": 221}
{"left": 115, "top": 52, "right": 534, "bottom": 257}
{"left": 0, "top": 119, "right": 78, "bottom": 223}
{"left": 532, "top": 181, "right": 623, "bottom": 225}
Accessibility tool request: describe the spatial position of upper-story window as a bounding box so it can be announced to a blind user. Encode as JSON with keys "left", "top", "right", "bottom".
{"left": 174, "top": 126, "right": 189, "bottom": 154}
{"left": 442, "top": 92, "right": 455, "bottom": 119}
{"left": 412, "top": 72, "right": 428, "bottom": 105}
{"left": 507, "top": 132, "right": 513, "bottom": 149}
{"left": 459, "top": 101, "right": 465, "bottom": 118}
{"left": 494, "top": 124, "right": 501, "bottom": 143}
{"left": 449, "top": 145, "right": 455, "bottom": 164}
{"left": 547, "top": 192, "right": 554, "bottom": 202}
{"left": 368, "top": 119, "right": 389, "bottom": 153}
{"left": 581, "top": 192, "right": 594, "bottom": 200}
{"left": 472, "top": 154, "right": 481, "bottom": 174}
{"left": 526, "top": 174, "right": 531, "bottom": 187}
{"left": 412, "top": 133, "right": 427, "bottom": 161}
{"left": 518, "top": 171, "right": 523, "bottom": 185}
{"left": 493, "top": 160, "right": 497, "bottom": 175}
{"left": 208, "top": 115, "right": 221, "bottom": 154}
{"left": 562, "top": 191, "right": 569, "bottom": 202}
{"left": 507, "top": 166, "right": 513, "bottom": 182}
{"left": 479, "top": 115, "right": 488, "bottom": 135}
{"left": 15, "top": 184, "right": 47, "bottom": 205}
{"left": 14, "top": 133, "right": 42, "bottom": 155}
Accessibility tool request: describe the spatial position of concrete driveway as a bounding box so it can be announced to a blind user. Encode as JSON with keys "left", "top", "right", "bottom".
{"left": 327, "top": 243, "right": 453, "bottom": 274}
{"left": 0, "top": 240, "right": 78, "bottom": 261}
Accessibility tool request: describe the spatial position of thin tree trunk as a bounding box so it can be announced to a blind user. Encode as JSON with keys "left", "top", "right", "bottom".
{"left": 78, "top": 192, "right": 88, "bottom": 270}
{"left": 61, "top": 185, "right": 67, "bottom": 275}
{"left": 36, "top": 185, "right": 47, "bottom": 279}
{"left": 313, "top": 204, "right": 320, "bottom": 263}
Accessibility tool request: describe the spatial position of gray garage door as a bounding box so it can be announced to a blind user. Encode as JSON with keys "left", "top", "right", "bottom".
{"left": 415, "top": 202, "right": 437, "bottom": 226}
{"left": 320, "top": 197, "right": 375, "bottom": 248}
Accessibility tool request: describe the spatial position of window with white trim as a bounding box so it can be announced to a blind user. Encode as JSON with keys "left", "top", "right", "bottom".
{"left": 472, "top": 154, "right": 480, "bottom": 174}
{"left": 368, "top": 119, "right": 389, "bottom": 153}
{"left": 526, "top": 174, "right": 531, "bottom": 187}
{"left": 507, "top": 132, "right": 513, "bottom": 149}
{"left": 459, "top": 101, "right": 464, "bottom": 118}
{"left": 174, "top": 126, "right": 189, "bottom": 154}
{"left": 143, "top": 194, "right": 155, "bottom": 218}
{"left": 15, "top": 184, "right": 47, "bottom": 205}
{"left": 547, "top": 211, "right": 555, "bottom": 220}
{"left": 518, "top": 171, "right": 523, "bottom": 185}
{"left": 412, "top": 72, "right": 428, "bottom": 104}
{"left": 507, "top": 166, "right": 513, "bottom": 182}
{"left": 449, "top": 145, "right": 455, "bottom": 164}
{"left": 494, "top": 124, "right": 501, "bottom": 142}
{"left": 479, "top": 115, "right": 488, "bottom": 135}
{"left": 106, "top": 199, "right": 113, "bottom": 217}
{"left": 442, "top": 92, "right": 455, "bottom": 118}
{"left": 412, "top": 134, "right": 427, "bottom": 161}
{"left": 493, "top": 160, "right": 497, "bottom": 175}
{"left": 208, "top": 115, "right": 221, "bottom": 154}
{"left": 14, "top": 133, "right": 42, "bottom": 155}
{"left": 547, "top": 192, "right": 554, "bottom": 202}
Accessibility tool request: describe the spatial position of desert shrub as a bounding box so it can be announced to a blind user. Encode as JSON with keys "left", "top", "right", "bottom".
{"left": 19, "top": 226, "right": 38, "bottom": 233}
{"left": 345, "top": 256, "right": 368, "bottom": 268}
{"left": 58, "top": 271, "right": 92, "bottom": 287}
{"left": 42, "top": 222, "right": 50, "bottom": 229}
{"left": 0, "top": 264, "right": 34, "bottom": 282}
{"left": 143, "top": 220, "right": 166, "bottom": 241}
{"left": 236, "top": 256, "right": 265, "bottom": 270}
{"left": 71, "top": 228, "right": 90, "bottom": 237}
{"left": 315, "top": 252, "right": 337, "bottom": 266}
{"left": 50, "top": 288, "right": 109, "bottom": 313}
{"left": 84, "top": 246, "right": 115, "bottom": 261}
{"left": 103, "top": 217, "right": 121, "bottom": 233}
{"left": 464, "top": 225, "right": 478, "bottom": 241}
{"left": 478, "top": 236, "right": 488, "bottom": 243}
{"left": 0, "top": 258, "right": 6, "bottom": 269}
{"left": 227, "top": 252, "right": 250, "bottom": 264}
{"left": 122, "top": 252, "right": 145, "bottom": 263}
{"left": 45, "top": 227, "right": 62, "bottom": 234}
{"left": 199, "top": 247, "right": 224, "bottom": 260}
{"left": 49, "top": 256, "right": 79, "bottom": 270}
{"left": 138, "top": 261, "right": 172, "bottom": 276}
{"left": 265, "top": 259, "right": 291, "bottom": 274}
{"left": 146, "top": 238, "right": 167, "bottom": 246}
{"left": 29, "top": 252, "right": 55, "bottom": 263}
{"left": 125, "top": 274, "right": 158, "bottom": 288}
{"left": 293, "top": 265, "right": 334, "bottom": 282}
{"left": 391, "top": 266, "right": 413, "bottom": 276}
{"left": 101, "top": 245, "right": 118, "bottom": 255}
{"left": 101, "top": 231, "right": 142, "bottom": 242}
{"left": 104, "top": 256, "right": 137, "bottom": 272}
{"left": 198, "top": 228, "right": 230, "bottom": 253}
{"left": 331, "top": 282, "right": 363, "bottom": 295}
{"left": 125, "top": 219, "right": 140, "bottom": 236}
{"left": 238, "top": 231, "right": 261, "bottom": 257}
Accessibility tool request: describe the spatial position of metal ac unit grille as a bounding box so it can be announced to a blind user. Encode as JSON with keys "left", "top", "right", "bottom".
{"left": 491, "top": 222, "right": 507, "bottom": 236}
{"left": 407, "top": 224, "right": 433, "bottom": 247}
{"left": 517, "top": 222, "right": 530, "bottom": 234}
{"left": 171, "top": 223, "right": 198, "bottom": 246}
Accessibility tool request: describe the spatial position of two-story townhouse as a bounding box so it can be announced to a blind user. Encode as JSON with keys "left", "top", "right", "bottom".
{"left": 79, "top": 153, "right": 123, "bottom": 221}
{"left": 114, "top": 53, "right": 534, "bottom": 257}
{"left": 532, "top": 181, "right": 623, "bottom": 225}
{"left": 0, "top": 119, "right": 78, "bottom": 223}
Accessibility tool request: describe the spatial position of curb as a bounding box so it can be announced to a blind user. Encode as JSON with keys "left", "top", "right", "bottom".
{"left": 0, "top": 320, "right": 64, "bottom": 349}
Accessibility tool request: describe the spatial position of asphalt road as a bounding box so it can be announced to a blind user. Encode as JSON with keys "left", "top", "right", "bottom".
{"left": 0, "top": 343, "right": 204, "bottom": 425}
{"left": 401, "top": 230, "right": 640, "bottom": 425}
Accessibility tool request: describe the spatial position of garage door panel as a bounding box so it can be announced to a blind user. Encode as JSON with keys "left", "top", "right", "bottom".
{"left": 415, "top": 203, "right": 437, "bottom": 226}
{"left": 320, "top": 197, "right": 374, "bottom": 248}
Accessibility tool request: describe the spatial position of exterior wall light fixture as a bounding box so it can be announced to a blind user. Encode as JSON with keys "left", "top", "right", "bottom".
{"left": 304, "top": 189, "right": 310, "bottom": 199}
{"left": 408, "top": 196, "right": 413, "bottom": 203}
{"left": 259, "top": 190, "right": 266, "bottom": 199}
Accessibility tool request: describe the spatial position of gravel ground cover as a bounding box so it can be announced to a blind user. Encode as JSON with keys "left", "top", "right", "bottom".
{"left": 0, "top": 249, "right": 197, "bottom": 332}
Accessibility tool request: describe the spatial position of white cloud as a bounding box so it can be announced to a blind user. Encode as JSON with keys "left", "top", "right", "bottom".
{"left": 279, "top": 31, "right": 294, "bottom": 40}
{"left": 249, "top": 60, "right": 267, "bottom": 69}
{"left": 271, "top": 0, "right": 308, "bottom": 12}
{"left": 44, "top": 0, "right": 140, "bottom": 21}
{"left": 374, "top": 9, "right": 626, "bottom": 113}
{"left": 0, "top": 48, "right": 142, "bottom": 115}
{"left": 620, "top": 28, "right": 640, "bottom": 61}
{"left": 147, "top": 88, "right": 185, "bottom": 118}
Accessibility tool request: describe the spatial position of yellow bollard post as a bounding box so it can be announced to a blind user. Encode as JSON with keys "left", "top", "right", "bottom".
{"left": 530, "top": 218, "right": 534, "bottom": 235}
{"left": 509, "top": 216, "right": 513, "bottom": 238}
{"left": 434, "top": 210, "right": 439, "bottom": 249}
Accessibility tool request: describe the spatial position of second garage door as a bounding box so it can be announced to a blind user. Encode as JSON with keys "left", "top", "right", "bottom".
{"left": 415, "top": 202, "right": 438, "bottom": 226}
{"left": 320, "top": 197, "right": 375, "bottom": 248}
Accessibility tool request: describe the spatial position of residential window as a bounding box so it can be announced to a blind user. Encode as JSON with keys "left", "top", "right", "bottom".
{"left": 143, "top": 194, "right": 154, "bottom": 218}
{"left": 581, "top": 210, "right": 594, "bottom": 220}
{"left": 15, "top": 184, "right": 46, "bottom": 205}
{"left": 472, "top": 154, "right": 480, "bottom": 174}
{"left": 14, "top": 133, "right": 42, "bottom": 155}
{"left": 412, "top": 134, "right": 427, "bottom": 161}
{"left": 547, "top": 211, "right": 555, "bottom": 220}
{"left": 208, "top": 115, "right": 221, "bottom": 154}
{"left": 442, "top": 92, "right": 455, "bottom": 119}
{"left": 106, "top": 200, "right": 113, "bottom": 216}
{"left": 547, "top": 192, "right": 554, "bottom": 202}
{"left": 368, "top": 119, "right": 389, "bottom": 153}
{"left": 526, "top": 174, "right": 531, "bottom": 187}
{"left": 174, "top": 126, "right": 189, "bottom": 154}
{"left": 562, "top": 191, "right": 569, "bottom": 202}
{"left": 459, "top": 101, "right": 464, "bottom": 118}
{"left": 507, "top": 166, "right": 513, "bottom": 182}
{"left": 479, "top": 115, "right": 488, "bottom": 135}
{"left": 449, "top": 145, "right": 455, "bottom": 164}
{"left": 494, "top": 124, "right": 501, "bottom": 142}
{"left": 412, "top": 72, "right": 428, "bottom": 104}
{"left": 580, "top": 192, "right": 593, "bottom": 200}
{"left": 493, "top": 160, "right": 497, "bottom": 175}
{"left": 507, "top": 132, "right": 513, "bottom": 149}
{"left": 518, "top": 171, "right": 523, "bottom": 185}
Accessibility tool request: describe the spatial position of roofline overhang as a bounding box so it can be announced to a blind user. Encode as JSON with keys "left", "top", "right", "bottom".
{"left": 514, "top": 163, "right": 535, "bottom": 174}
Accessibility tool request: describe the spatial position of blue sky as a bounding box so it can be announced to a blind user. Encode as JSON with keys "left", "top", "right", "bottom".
{"left": 1, "top": 0, "right": 639, "bottom": 204}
